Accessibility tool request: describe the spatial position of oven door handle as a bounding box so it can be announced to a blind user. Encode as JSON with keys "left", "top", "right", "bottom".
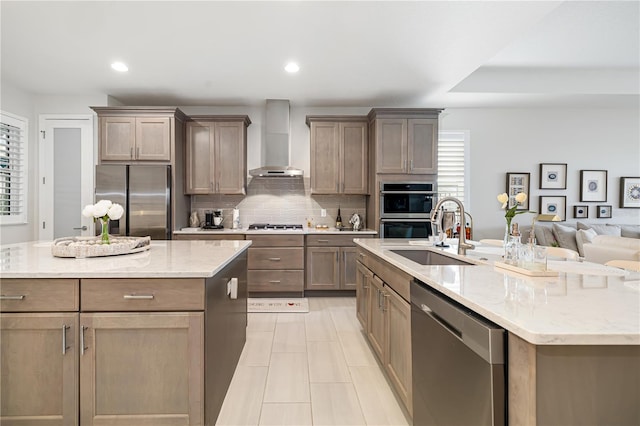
{"left": 380, "top": 218, "right": 433, "bottom": 223}
{"left": 380, "top": 191, "right": 435, "bottom": 195}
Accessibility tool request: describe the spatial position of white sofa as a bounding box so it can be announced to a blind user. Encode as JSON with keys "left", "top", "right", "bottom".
{"left": 582, "top": 235, "right": 640, "bottom": 264}
{"left": 519, "top": 221, "right": 640, "bottom": 264}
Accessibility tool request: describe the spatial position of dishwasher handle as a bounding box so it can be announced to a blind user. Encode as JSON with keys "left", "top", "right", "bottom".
{"left": 420, "top": 303, "right": 463, "bottom": 341}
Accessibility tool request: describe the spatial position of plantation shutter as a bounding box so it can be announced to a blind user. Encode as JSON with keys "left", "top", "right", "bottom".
{"left": 0, "top": 112, "right": 28, "bottom": 224}
{"left": 437, "top": 131, "right": 467, "bottom": 204}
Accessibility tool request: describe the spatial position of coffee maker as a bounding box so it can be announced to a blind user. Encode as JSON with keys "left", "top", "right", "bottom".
{"left": 204, "top": 209, "right": 224, "bottom": 229}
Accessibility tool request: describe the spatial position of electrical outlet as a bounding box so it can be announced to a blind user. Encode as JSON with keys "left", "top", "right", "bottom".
{"left": 321, "top": 209, "right": 327, "bottom": 217}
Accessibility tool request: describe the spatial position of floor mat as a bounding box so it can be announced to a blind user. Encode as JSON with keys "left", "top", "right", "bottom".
{"left": 247, "top": 297, "right": 309, "bottom": 313}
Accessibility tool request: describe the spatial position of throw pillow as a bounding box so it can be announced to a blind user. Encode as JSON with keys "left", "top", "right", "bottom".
{"left": 577, "top": 221, "right": 621, "bottom": 236}
{"left": 575, "top": 228, "right": 598, "bottom": 257}
{"left": 552, "top": 223, "right": 579, "bottom": 253}
{"left": 534, "top": 225, "right": 557, "bottom": 246}
{"left": 619, "top": 225, "right": 640, "bottom": 239}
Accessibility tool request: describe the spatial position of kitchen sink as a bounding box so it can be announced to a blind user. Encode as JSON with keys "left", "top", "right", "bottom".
{"left": 390, "top": 250, "right": 474, "bottom": 266}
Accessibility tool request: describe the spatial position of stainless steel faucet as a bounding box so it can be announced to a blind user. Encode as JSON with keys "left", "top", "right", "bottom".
{"left": 431, "top": 196, "right": 475, "bottom": 255}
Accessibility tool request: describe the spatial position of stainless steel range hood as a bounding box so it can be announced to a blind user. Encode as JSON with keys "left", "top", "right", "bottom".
{"left": 249, "top": 99, "right": 304, "bottom": 178}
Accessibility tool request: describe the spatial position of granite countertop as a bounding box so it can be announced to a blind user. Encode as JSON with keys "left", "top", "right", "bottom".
{"left": 173, "top": 227, "right": 377, "bottom": 235}
{"left": 1, "top": 240, "right": 252, "bottom": 279}
{"left": 354, "top": 238, "right": 640, "bottom": 346}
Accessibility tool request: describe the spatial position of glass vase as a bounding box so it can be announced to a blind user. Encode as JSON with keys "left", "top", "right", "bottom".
{"left": 505, "top": 235, "right": 521, "bottom": 264}
{"left": 100, "top": 218, "right": 110, "bottom": 244}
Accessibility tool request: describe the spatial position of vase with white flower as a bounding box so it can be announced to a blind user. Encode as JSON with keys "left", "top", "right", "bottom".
{"left": 82, "top": 200, "right": 124, "bottom": 244}
{"left": 496, "top": 192, "right": 533, "bottom": 248}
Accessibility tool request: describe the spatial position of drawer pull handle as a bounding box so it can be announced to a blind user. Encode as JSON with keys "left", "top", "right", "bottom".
{"left": 268, "top": 258, "right": 281, "bottom": 261}
{"left": 318, "top": 240, "right": 329, "bottom": 243}
{"left": 123, "top": 294, "right": 154, "bottom": 300}
{"left": 0, "top": 295, "right": 25, "bottom": 300}
{"left": 62, "top": 325, "right": 70, "bottom": 355}
{"left": 269, "top": 280, "right": 281, "bottom": 284}
{"left": 358, "top": 253, "right": 366, "bottom": 258}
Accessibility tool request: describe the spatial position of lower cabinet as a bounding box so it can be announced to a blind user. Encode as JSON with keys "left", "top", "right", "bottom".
{"left": 356, "top": 249, "right": 413, "bottom": 416}
{"left": 247, "top": 235, "right": 305, "bottom": 296}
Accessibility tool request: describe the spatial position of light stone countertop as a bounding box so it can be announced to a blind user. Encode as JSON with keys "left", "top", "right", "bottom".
{"left": 1, "top": 240, "right": 252, "bottom": 279}
{"left": 354, "top": 238, "right": 640, "bottom": 346}
{"left": 173, "top": 227, "right": 377, "bottom": 235}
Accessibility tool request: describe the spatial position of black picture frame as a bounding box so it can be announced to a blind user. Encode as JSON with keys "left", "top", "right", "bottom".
{"left": 619, "top": 177, "right": 640, "bottom": 208}
{"left": 539, "top": 195, "right": 566, "bottom": 221}
{"left": 580, "top": 170, "right": 607, "bottom": 202}
{"left": 596, "top": 205, "right": 612, "bottom": 219}
{"left": 539, "top": 163, "right": 567, "bottom": 189}
{"left": 573, "top": 205, "right": 588, "bottom": 219}
{"left": 505, "top": 172, "right": 530, "bottom": 210}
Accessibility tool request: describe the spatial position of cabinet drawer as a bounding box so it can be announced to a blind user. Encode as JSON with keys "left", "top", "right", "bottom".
{"left": 81, "top": 279, "right": 204, "bottom": 311}
{"left": 248, "top": 270, "right": 304, "bottom": 292}
{"left": 306, "top": 234, "right": 371, "bottom": 247}
{"left": 248, "top": 248, "right": 304, "bottom": 269}
{"left": 0, "top": 279, "right": 79, "bottom": 312}
{"left": 246, "top": 235, "right": 304, "bottom": 247}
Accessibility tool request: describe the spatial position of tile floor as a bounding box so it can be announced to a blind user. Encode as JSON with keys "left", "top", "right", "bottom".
{"left": 216, "top": 297, "right": 411, "bottom": 426}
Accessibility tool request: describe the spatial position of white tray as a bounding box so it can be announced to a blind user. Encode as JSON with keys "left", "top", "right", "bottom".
{"left": 494, "top": 260, "right": 559, "bottom": 277}
{"left": 51, "top": 236, "right": 151, "bottom": 258}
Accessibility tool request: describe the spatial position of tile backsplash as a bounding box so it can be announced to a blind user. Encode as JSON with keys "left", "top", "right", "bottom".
{"left": 190, "top": 177, "right": 367, "bottom": 228}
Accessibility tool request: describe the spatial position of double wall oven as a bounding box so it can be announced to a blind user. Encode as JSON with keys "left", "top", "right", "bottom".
{"left": 379, "top": 182, "right": 435, "bottom": 238}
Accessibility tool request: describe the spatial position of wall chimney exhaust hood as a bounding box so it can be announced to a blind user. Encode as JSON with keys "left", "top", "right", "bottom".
{"left": 249, "top": 99, "right": 304, "bottom": 178}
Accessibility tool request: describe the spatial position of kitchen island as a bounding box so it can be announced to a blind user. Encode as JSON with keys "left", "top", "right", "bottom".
{"left": 1, "top": 239, "right": 251, "bottom": 426}
{"left": 354, "top": 238, "right": 639, "bottom": 425}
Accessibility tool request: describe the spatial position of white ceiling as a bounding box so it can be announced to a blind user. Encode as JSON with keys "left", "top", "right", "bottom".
{"left": 1, "top": 1, "right": 638, "bottom": 108}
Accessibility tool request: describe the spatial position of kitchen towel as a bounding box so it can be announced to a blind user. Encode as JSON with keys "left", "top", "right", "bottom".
{"left": 247, "top": 298, "right": 309, "bottom": 313}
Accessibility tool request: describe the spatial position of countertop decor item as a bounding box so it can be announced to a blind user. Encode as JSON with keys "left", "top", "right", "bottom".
{"left": 497, "top": 192, "right": 532, "bottom": 248}
{"left": 81, "top": 199, "right": 124, "bottom": 244}
{"left": 51, "top": 235, "right": 151, "bottom": 258}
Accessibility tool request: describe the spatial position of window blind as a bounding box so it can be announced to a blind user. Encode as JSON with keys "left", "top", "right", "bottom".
{"left": 1, "top": 112, "right": 28, "bottom": 224}
{"left": 438, "top": 131, "right": 468, "bottom": 205}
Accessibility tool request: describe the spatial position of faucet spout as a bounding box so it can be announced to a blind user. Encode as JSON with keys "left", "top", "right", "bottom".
{"left": 431, "top": 197, "right": 475, "bottom": 256}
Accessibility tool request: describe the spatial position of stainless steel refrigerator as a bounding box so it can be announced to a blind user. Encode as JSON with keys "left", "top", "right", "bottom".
{"left": 95, "top": 165, "right": 172, "bottom": 240}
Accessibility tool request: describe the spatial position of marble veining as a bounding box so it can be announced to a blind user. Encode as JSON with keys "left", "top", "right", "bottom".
{"left": 355, "top": 238, "right": 640, "bottom": 346}
{"left": 1, "top": 240, "right": 252, "bottom": 279}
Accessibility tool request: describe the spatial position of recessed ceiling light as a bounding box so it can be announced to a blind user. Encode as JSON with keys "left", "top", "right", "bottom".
{"left": 111, "top": 62, "right": 129, "bottom": 72}
{"left": 284, "top": 62, "right": 300, "bottom": 73}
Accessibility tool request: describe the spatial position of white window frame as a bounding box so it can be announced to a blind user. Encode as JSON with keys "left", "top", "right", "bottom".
{"left": 0, "top": 111, "right": 29, "bottom": 225}
{"left": 438, "top": 130, "right": 470, "bottom": 210}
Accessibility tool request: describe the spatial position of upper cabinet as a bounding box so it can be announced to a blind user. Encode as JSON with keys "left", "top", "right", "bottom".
{"left": 307, "top": 116, "right": 368, "bottom": 195}
{"left": 92, "top": 107, "right": 187, "bottom": 163}
{"left": 368, "top": 109, "right": 442, "bottom": 174}
{"left": 185, "top": 116, "right": 251, "bottom": 195}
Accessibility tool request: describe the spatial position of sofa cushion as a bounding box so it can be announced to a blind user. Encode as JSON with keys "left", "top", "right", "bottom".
{"left": 534, "top": 225, "right": 557, "bottom": 247}
{"left": 592, "top": 235, "right": 640, "bottom": 250}
{"left": 620, "top": 224, "right": 640, "bottom": 239}
{"left": 575, "top": 228, "right": 597, "bottom": 257}
{"left": 583, "top": 235, "right": 640, "bottom": 264}
{"left": 577, "top": 221, "right": 621, "bottom": 237}
{"left": 552, "top": 223, "right": 579, "bottom": 253}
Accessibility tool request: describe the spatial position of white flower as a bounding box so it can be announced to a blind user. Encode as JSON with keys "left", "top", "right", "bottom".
{"left": 497, "top": 193, "right": 508, "bottom": 209}
{"left": 92, "top": 200, "right": 112, "bottom": 218}
{"left": 515, "top": 192, "right": 527, "bottom": 204}
{"left": 107, "top": 203, "right": 124, "bottom": 220}
{"left": 82, "top": 204, "right": 95, "bottom": 218}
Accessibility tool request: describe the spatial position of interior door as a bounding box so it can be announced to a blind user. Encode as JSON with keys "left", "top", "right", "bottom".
{"left": 39, "top": 115, "right": 94, "bottom": 240}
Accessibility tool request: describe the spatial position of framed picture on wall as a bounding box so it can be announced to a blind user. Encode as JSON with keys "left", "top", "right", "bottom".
{"left": 619, "top": 177, "right": 640, "bottom": 208}
{"left": 596, "top": 205, "right": 612, "bottom": 219}
{"left": 573, "top": 205, "right": 588, "bottom": 219}
{"left": 505, "top": 172, "right": 530, "bottom": 210}
{"left": 580, "top": 170, "right": 607, "bottom": 202}
{"left": 539, "top": 196, "right": 566, "bottom": 221}
{"left": 539, "top": 163, "right": 567, "bottom": 189}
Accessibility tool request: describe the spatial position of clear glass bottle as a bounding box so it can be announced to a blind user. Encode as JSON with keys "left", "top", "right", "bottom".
{"left": 504, "top": 223, "right": 521, "bottom": 264}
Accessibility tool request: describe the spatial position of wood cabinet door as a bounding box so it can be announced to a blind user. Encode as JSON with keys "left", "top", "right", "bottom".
{"left": 1, "top": 313, "right": 79, "bottom": 426}
{"left": 215, "top": 121, "right": 246, "bottom": 194}
{"left": 376, "top": 119, "right": 407, "bottom": 174}
{"left": 185, "top": 121, "right": 214, "bottom": 194}
{"left": 310, "top": 121, "right": 340, "bottom": 194}
{"left": 408, "top": 118, "right": 437, "bottom": 174}
{"left": 100, "top": 116, "right": 135, "bottom": 161}
{"left": 367, "top": 276, "right": 385, "bottom": 361}
{"left": 340, "top": 121, "right": 368, "bottom": 194}
{"left": 355, "top": 261, "right": 373, "bottom": 330}
{"left": 80, "top": 312, "right": 204, "bottom": 426}
{"left": 384, "top": 285, "right": 413, "bottom": 415}
{"left": 340, "top": 247, "right": 358, "bottom": 289}
{"left": 135, "top": 117, "right": 171, "bottom": 161}
{"left": 306, "top": 247, "right": 340, "bottom": 290}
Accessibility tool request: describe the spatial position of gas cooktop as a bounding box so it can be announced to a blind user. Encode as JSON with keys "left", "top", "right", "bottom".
{"left": 247, "top": 223, "right": 303, "bottom": 230}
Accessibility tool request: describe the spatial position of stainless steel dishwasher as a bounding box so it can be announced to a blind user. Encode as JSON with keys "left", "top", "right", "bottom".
{"left": 411, "top": 279, "right": 505, "bottom": 425}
